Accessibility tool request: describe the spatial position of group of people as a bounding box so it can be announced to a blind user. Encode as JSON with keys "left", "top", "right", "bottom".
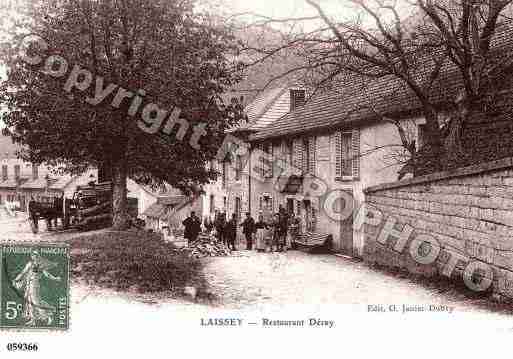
{"left": 182, "top": 205, "right": 302, "bottom": 252}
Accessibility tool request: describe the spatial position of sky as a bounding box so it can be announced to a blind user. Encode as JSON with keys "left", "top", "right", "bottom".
{"left": 229, "top": 0, "right": 316, "bottom": 18}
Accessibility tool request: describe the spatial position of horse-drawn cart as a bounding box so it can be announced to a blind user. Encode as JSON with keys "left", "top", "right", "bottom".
{"left": 28, "top": 181, "right": 113, "bottom": 234}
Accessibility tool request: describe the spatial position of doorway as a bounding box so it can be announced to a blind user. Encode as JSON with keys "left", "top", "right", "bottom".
{"left": 338, "top": 190, "right": 354, "bottom": 255}
{"left": 286, "top": 198, "right": 294, "bottom": 214}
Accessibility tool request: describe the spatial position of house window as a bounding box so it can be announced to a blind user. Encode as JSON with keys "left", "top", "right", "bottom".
{"left": 235, "top": 155, "right": 242, "bottom": 181}
{"left": 341, "top": 132, "right": 353, "bottom": 177}
{"left": 222, "top": 161, "right": 227, "bottom": 188}
{"left": 1, "top": 165, "right": 7, "bottom": 181}
{"left": 235, "top": 197, "right": 241, "bottom": 222}
{"left": 285, "top": 140, "right": 293, "bottom": 164}
{"left": 14, "top": 165, "right": 20, "bottom": 180}
{"left": 209, "top": 194, "right": 214, "bottom": 214}
{"left": 335, "top": 130, "right": 360, "bottom": 179}
{"left": 263, "top": 143, "right": 273, "bottom": 178}
{"left": 32, "top": 164, "right": 38, "bottom": 180}
{"left": 290, "top": 89, "right": 306, "bottom": 111}
{"left": 210, "top": 159, "right": 217, "bottom": 172}
{"left": 302, "top": 137, "right": 315, "bottom": 174}
{"left": 223, "top": 196, "right": 227, "bottom": 211}
{"left": 259, "top": 195, "right": 273, "bottom": 215}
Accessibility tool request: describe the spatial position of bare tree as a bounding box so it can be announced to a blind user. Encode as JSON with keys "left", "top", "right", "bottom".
{"left": 417, "top": 0, "right": 513, "bottom": 160}
{"left": 238, "top": 0, "right": 513, "bottom": 174}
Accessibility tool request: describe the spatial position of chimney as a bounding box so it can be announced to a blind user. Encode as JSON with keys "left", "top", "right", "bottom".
{"left": 32, "top": 164, "right": 39, "bottom": 180}
{"left": 1, "top": 165, "right": 7, "bottom": 181}
{"left": 290, "top": 89, "right": 306, "bottom": 111}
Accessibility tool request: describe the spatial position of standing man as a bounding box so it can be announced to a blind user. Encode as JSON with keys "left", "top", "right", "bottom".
{"left": 183, "top": 211, "right": 201, "bottom": 246}
{"left": 28, "top": 196, "right": 39, "bottom": 234}
{"left": 225, "top": 213, "right": 238, "bottom": 251}
{"left": 278, "top": 205, "right": 289, "bottom": 252}
{"left": 215, "top": 211, "right": 226, "bottom": 244}
{"left": 241, "top": 212, "right": 256, "bottom": 250}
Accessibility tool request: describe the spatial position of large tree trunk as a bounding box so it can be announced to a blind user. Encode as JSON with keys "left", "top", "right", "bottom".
{"left": 416, "top": 106, "right": 444, "bottom": 175}
{"left": 111, "top": 156, "right": 129, "bottom": 230}
{"left": 445, "top": 96, "right": 470, "bottom": 168}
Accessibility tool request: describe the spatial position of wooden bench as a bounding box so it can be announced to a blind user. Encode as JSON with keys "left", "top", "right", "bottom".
{"left": 292, "top": 232, "right": 333, "bottom": 253}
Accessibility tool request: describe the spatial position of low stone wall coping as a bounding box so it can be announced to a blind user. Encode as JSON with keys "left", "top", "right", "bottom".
{"left": 364, "top": 157, "right": 513, "bottom": 194}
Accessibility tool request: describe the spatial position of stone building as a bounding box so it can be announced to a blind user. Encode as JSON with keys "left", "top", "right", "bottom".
{"left": 0, "top": 158, "right": 61, "bottom": 211}
{"left": 246, "top": 78, "right": 430, "bottom": 257}
{"left": 200, "top": 86, "right": 300, "bottom": 227}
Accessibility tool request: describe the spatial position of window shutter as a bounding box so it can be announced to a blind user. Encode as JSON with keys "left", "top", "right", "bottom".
{"left": 269, "top": 143, "right": 274, "bottom": 178}
{"left": 334, "top": 131, "right": 342, "bottom": 177}
{"left": 280, "top": 141, "right": 287, "bottom": 161}
{"left": 264, "top": 143, "right": 274, "bottom": 178}
{"left": 257, "top": 143, "right": 265, "bottom": 178}
{"left": 352, "top": 128, "right": 360, "bottom": 179}
{"left": 302, "top": 139, "right": 308, "bottom": 173}
{"left": 308, "top": 136, "right": 316, "bottom": 174}
{"left": 292, "top": 139, "right": 303, "bottom": 172}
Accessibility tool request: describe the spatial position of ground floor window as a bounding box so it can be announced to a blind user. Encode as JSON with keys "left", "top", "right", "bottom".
{"left": 235, "top": 197, "right": 241, "bottom": 222}
{"left": 209, "top": 194, "right": 214, "bottom": 214}
{"left": 259, "top": 195, "right": 273, "bottom": 218}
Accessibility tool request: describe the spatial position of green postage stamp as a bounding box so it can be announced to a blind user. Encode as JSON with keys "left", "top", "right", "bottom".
{"left": 0, "top": 243, "right": 70, "bottom": 330}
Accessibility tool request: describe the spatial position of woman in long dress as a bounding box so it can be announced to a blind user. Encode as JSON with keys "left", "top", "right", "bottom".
{"left": 254, "top": 212, "right": 268, "bottom": 252}
{"left": 12, "top": 251, "right": 61, "bottom": 326}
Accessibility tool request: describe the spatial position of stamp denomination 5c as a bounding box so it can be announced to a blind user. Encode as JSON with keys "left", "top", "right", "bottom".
{"left": 0, "top": 243, "right": 70, "bottom": 330}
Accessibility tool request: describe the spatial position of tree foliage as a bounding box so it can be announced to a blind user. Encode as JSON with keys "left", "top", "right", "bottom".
{"left": 0, "top": 0, "right": 244, "bottom": 228}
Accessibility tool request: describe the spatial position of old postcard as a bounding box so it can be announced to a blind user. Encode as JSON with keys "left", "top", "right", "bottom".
{"left": 0, "top": 0, "right": 512, "bottom": 357}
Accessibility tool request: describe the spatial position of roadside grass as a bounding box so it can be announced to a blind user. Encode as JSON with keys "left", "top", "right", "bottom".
{"left": 66, "top": 230, "right": 211, "bottom": 299}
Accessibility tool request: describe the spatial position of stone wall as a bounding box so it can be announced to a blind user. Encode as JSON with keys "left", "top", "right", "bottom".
{"left": 363, "top": 157, "right": 513, "bottom": 299}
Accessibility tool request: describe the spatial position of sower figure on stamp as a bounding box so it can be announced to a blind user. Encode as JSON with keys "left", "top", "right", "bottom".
{"left": 183, "top": 211, "right": 201, "bottom": 246}
{"left": 12, "top": 250, "right": 61, "bottom": 326}
{"left": 241, "top": 212, "right": 255, "bottom": 250}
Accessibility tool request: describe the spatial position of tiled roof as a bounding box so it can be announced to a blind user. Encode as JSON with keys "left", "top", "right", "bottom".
{"left": 250, "top": 25, "right": 513, "bottom": 142}
{"left": 49, "top": 175, "right": 74, "bottom": 190}
{"left": 231, "top": 87, "right": 291, "bottom": 133}
{"left": 143, "top": 203, "right": 167, "bottom": 219}
{"left": 250, "top": 68, "right": 460, "bottom": 141}
{"left": 19, "top": 178, "right": 50, "bottom": 190}
{"left": 0, "top": 177, "right": 29, "bottom": 189}
{"left": 157, "top": 195, "right": 187, "bottom": 206}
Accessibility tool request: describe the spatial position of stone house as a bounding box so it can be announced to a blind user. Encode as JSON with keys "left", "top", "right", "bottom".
{"left": 247, "top": 78, "right": 433, "bottom": 257}
{"left": 0, "top": 158, "right": 60, "bottom": 211}
{"left": 200, "top": 86, "right": 301, "bottom": 229}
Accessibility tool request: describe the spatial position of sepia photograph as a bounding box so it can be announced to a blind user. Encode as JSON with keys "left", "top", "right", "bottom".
{"left": 0, "top": 0, "right": 513, "bottom": 357}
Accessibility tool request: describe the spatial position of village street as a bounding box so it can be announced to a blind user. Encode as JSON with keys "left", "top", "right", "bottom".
{"left": 1, "top": 215, "right": 513, "bottom": 359}
{"left": 1, "top": 215, "right": 510, "bottom": 314}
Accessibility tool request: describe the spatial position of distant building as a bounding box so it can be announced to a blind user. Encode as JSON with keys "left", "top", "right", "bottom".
{"left": 0, "top": 158, "right": 64, "bottom": 211}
